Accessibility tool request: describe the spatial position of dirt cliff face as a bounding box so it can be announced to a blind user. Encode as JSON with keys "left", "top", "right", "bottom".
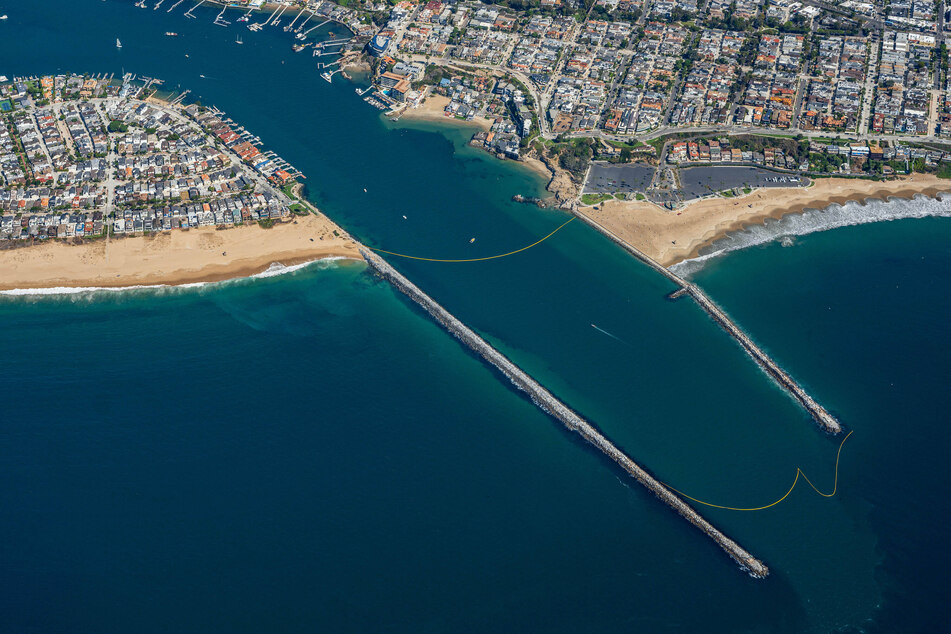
{"left": 341, "top": 51, "right": 371, "bottom": 73}
{"left": 529, "top": 147, "right": 580, "bottom": 209}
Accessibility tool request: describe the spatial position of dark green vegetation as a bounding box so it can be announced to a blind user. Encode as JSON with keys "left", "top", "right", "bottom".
{"left": 580, "top": 192, "right": 613, "bottom": 205}
{"left": 534, "top": 137, "right": 595, "bottom": 181}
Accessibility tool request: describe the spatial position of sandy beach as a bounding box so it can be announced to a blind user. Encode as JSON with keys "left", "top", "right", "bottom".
{"left": 518, "top": 156, "right": 554, "bottom": 181}
{"left": 578, "top": 174, "right": 951, "bottom": 266}
{"left": 400, "top": 95, "right": 554, "bottom": 183}
{"left": 0, "top": 213, "right": 362, "bottom": 291}
{"left": 400, "top": 94, "right": 493, "bottom": 131}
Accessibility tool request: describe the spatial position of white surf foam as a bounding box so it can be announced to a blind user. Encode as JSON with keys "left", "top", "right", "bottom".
{"left": 0, "top": 256, "right": 354, "bottom": 297}
{"left": 670, "top": 193, "right": 951, "bottom": 277}
{"left": 248, "top": 257, "right": 348, "bottom": 280}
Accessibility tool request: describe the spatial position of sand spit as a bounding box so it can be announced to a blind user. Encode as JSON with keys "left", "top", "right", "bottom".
{"left": 0, "top": 213, "right": 361, "bottom": 291}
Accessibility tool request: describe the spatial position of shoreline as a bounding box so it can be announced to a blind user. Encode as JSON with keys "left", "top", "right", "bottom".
{"left": 0, "top": 213, "right": 362, "bottom": 291}
{"left": 399, "top": 95, "right": 554, "bottom": 184}
{"left": 398, "top": 94, "right": 493, "bottom": 132}
{"left": 578, "top": 175, "right": 951, "bottom": 266}
{"left": 518, "top": 155, "right": 554, "bottom": 181}
{"left": 0, "top": 256, "right": 354, "bottom": 296}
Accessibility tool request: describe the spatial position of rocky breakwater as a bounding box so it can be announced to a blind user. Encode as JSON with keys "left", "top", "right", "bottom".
{"left": 572, "top": 209, "right": 841, "bottom": 435}
{"left": 361, "top": 247, "right": 770, "bottom": 578}
{"left": 686, "top": 285, "right": 842, "bottom": 434}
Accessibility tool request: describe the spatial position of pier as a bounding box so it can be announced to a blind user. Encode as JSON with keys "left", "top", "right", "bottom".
{"left": 284, "top": 8, "right": 304, "bottom": 32}
{"left": 361, "top": 247, "right": 769, "bottom": 578}
{"left": 183, "top": 0, "right": 205, "bottom": 18}
{"left": 168, "top": 89, "right": 190, "bottom": 106}
{"left": 573, "top": 210, "right": 842, "bottom": 434}
{"left": 303, "top": 19, "right": 331, "bottom": 37}
{"left": 213, "top": 5, "right": 230, "bottom": 26}
{"left": 268, "top": 3, "right": 288, "bottom": 26}
{"left": 296, "top": 11, "right": 314, "bottom": 33}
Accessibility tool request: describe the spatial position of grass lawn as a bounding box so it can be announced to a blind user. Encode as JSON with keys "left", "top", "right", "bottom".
{"left": 580, "top": 193, "right": 614, "bottom": 205}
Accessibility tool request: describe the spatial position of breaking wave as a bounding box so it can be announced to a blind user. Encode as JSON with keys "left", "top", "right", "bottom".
{"left": 670, "top": 193, "right": 951, "bottom": 277}
{"left": 0, "top": 256, "right": 354, "bottom": 298}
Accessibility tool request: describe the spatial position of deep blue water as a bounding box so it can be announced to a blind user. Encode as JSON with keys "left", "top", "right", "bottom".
{"left": 0, "top": 1, "right": 949, "bottom": 631}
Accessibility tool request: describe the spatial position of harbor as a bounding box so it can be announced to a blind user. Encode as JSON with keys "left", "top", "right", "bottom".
{"left": 125, "top": 0, "right": 391, "bottom": 119}
{"left": 362, "top": 247, "right": 770, "bottom": 579}
{"left": 573, "top": 208, "right": 843, "bottom": 435}
{"left": 4, "top": 2, "right": 951, "bottom": 631}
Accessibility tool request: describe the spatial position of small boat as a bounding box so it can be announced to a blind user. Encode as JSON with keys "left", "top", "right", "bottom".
{"left": 469, "top": 238, "right": 475, "bottom": 243}
{"left": 402, "top": 215, "right": 407, "bottom": 219}
{"left": 199, "top": 74, "right": 206, "bottom": 78}
{"left": 236, "top": 35, "right": 243, "bottom": 44}
{"left": 116, "top": 38, "right": 122, "bottom": 48}
{"left": 363, "top": 188, "right": 367, "bottom": 193}
{"left": 0, "top": 15, "right": 8, "bottom": 20}
{"left": 237, "top": 14, "right": 249, "bottom": 22}
{"left": 165, "top": 32, "right": 178, "bottom": 36}
{"left": 185, "top": 53, "right": 189, "bottom": 58}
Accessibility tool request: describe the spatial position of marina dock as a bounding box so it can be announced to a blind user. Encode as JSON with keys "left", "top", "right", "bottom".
{"left": 573, "top": 210, "right": 842, "bottom": 434}
{"left": 361, "top": 247, "right": 770, "bottom": 578}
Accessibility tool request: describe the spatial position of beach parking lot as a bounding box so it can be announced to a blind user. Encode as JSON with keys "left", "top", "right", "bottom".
{"left": 583, "top": 163, "right": 655, "bottom": 194}
{"left": 584, "top": 163, "right": 808, "bottom": 201}
{"left": 678, "top": 166, "right": 807, "bottom": 200}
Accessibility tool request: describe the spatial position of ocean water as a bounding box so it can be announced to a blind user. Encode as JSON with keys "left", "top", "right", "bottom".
{"left": 0, "top": 1, "right": 949, "bottom": 631}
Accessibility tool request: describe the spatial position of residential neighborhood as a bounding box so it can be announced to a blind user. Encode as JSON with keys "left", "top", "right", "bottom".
{"left": 0, "top": 73, "right": 303, "bottom": 243}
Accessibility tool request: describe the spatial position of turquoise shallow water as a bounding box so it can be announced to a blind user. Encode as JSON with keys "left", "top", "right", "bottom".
{"left": 0, "top": 1, "right": 949, "bottom": 631}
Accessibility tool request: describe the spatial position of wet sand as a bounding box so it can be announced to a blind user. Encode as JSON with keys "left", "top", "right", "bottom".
{"left": 400, "top": 94, "right": 493, "bottom": 131}
{"left": 0, "top": 213, "right": 362, "bottom": 291}
{"left": 578, "top": 175, "right": 951, "bottom": 266}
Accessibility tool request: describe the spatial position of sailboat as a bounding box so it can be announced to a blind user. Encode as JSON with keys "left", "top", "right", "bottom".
{"left": 116, "top": 38, "right": 122, "bottom": 49}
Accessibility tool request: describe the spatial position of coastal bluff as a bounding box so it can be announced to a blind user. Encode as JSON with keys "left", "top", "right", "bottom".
{"left": 362, "top": 247, "right": 770, "bottom": 578}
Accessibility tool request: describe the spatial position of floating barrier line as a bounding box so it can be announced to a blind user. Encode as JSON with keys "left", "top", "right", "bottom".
{"left": 369, "top": 217, "right": 575, "bottom": 262}
{"left": 663, "top": 431, "right": 853, "bottom": 512}
{"left": 362, "top": 246, "right": 770, "bottom": 577}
